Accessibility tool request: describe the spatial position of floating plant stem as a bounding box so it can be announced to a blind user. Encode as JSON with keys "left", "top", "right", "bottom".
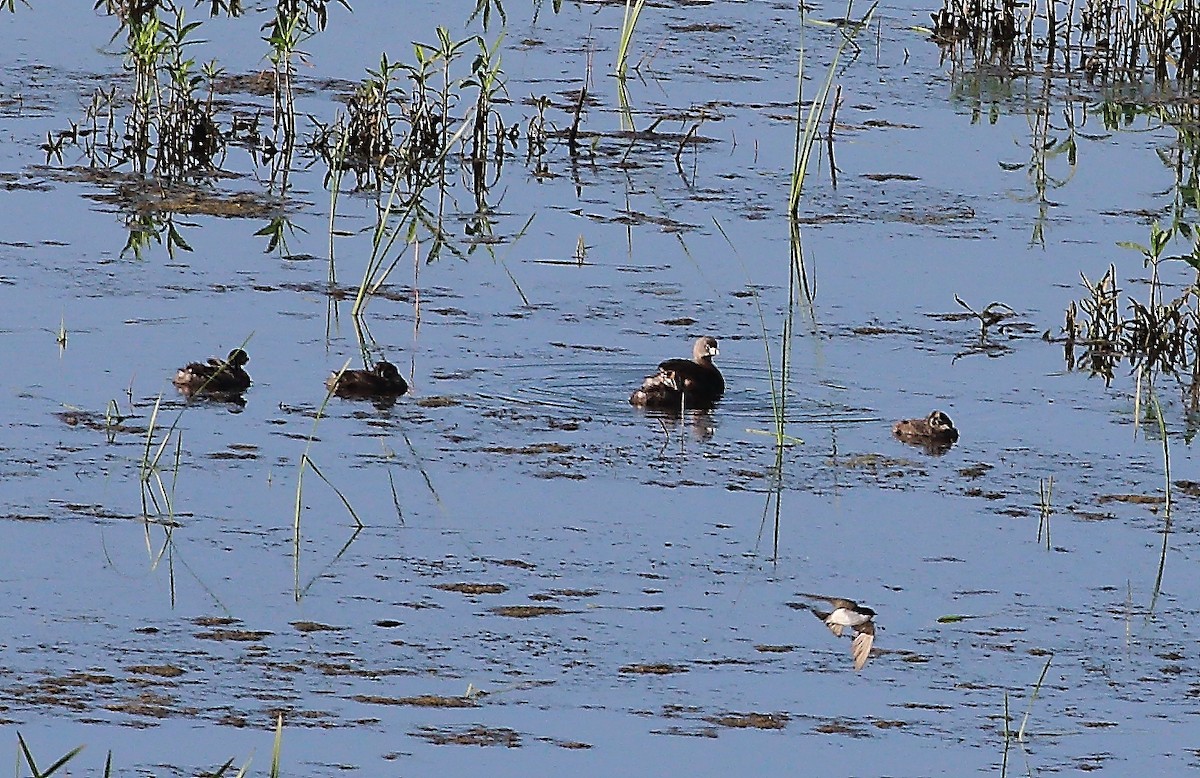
{"left": 294, "top": 359, "right": 355, "bottom": 527}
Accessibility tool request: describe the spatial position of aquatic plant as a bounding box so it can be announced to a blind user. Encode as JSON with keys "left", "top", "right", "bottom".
{"left": 12, "top": 715, "right": 282, "bottom": 777}
{"left": 294, "top": 360, "right": 362, "bottom": 548}
{"left": 139, "top": 394, "right": 184, "bottom": 529}
{"left": 14, "top": 732, "right": 89, "bottom": 777}
{"left": 742, "top": 0, "right": 875, "bottom": 558}
{"left": 1015, "top": 655, "right": 1053, "bottom": 743}
{"left": 954, "top": 294, "right": 1017, "bottom": 339}
{"left": 1146, "top": 390, "right": 1173, "bottom": 612}
{"left": 930, "top": 0, "right": 1200, "bottom": 88}
{"left": 1036, "top": 476, "right": 1053, "bottom": 550}
{"left": 1001, "top": 653, "right": 1054, "bottom": 776}
{"left": 615, "top": 0, "right": 647, "bottom": 79}
{"left": 788, "top": 3, "right": 876, "bottom": 217}
{"left": 1063, "top": 220, "right": 1200, "bottom": 396}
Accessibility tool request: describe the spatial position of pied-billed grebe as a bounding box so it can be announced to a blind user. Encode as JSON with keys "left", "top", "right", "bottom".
{"left": 795, "top": 593, "right": 877, "bottom": 672}
{"left": 630, "top": 335, "right": 724, "bottom": 409}
{"left": 326, "top": 360, "right": 408, "bottom": 399}
{"left": 173, "top": 349, "right": 251, "bottom": 395}
{"left": 893, "top": 410, "right": 959, "bottom": 453}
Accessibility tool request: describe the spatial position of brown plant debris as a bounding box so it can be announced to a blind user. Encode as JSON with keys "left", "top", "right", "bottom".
{"left": 708, "top": 712, "right": 789, "bottom": 729}
{"left": 413, "top": 725, "right": 521, "bottom": 747}
{"left": 105, "top": 692, "right": 190, "bottom": 719}
{"left": 354, "top": 694, "right": 477, "bottom": 708}
{"left": 291, "top": 621, "right": 344, "bottom": 633}
{"left": 490, "top": 558, "right": 536, "bottom": 569}
{"left": 195, "top": 629, "right": 272, "bottom": 642}
{"left": 619, "top": 663, "right": 689, "bottom": 675}
{"left": 126, "top": 665, "right": 186, "bottom": 678}
{"left": 490, "top": 605, "right": 568, "bottom": 618}
{"left": 416, "top": 396, "right": 461, "bottom": 408}
{"left": 1098, "top": 493, "right": 1165, "bottom": 505}
{"left": 192, "top": 616, "right": 239, "bottom": 627}
{"left": 480, "top": 442, "right": 571, "bottom": 455}
{"left": 435, "top": 583, "right": 509, "bottom": 595}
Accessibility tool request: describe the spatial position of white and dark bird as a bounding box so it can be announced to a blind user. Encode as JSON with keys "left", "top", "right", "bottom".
{"left": 794, "top": 593, "right": 877, "bottom": 671}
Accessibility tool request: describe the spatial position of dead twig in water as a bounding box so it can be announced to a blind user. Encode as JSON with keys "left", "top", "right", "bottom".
{"left": 568, "top": 55, "right": 591, "bottom": 156}
{"left": 826, "top": 84, "right": 841, "bottom": 190}
{"left": 954, "top": 294, "right": 1016, "bottom": 338}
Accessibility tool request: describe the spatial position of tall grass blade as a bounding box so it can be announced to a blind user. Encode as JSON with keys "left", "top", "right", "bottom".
{"left": 303, "top": 455, "right": 363, "bottom": 527}
{"left": 16, "top": 733, "right": 85, "bottom": 777}
{"left": 789, "top": 0, "right": 877, "bottom": 217}
{"left": 1148, "top": 387, "right": 1172, "bottom": 612}
{"left": 1016, "top": 655, "right": 1053, "bottom": 743}
{"left": 616, "top": 0, "right": 647, "bottom": 77}
{"left": 270, "top": 711, "right": 284, "bottom": 778}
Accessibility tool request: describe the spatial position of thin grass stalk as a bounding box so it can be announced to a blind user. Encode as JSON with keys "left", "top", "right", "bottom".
{"left": 1148, "top": 387, "right": 1172, "bottom": 611}
{"left": 789, "top": 1, "right": 877, "bottom": 217}
{"left": 294, "top": 359, "right": 350, "bottom": 540}
{"left": 350, "top": 112, "right": 475, "bottom": 317}
{"left": 1016, "top": 655, "right": 1053, "bottom": 743}
{"left": 303, "top": 455, "right": 363, "bottom": 527}
{"left": 1001, "top": 691, "right": 1011, "bottom": 777}
{"left": 297, "top": 526, "right": 363, "bottom": 599}
{"left": 326, "top": 120, "right": 352, "bottom": 285}
{"left": 400, "top": 429, "right": 443, "bottom": 506}
{"left": 16, "top": 732, "right": 85, "bottom": 777}
{"left": 490, "top": 212, "right": 536, "bottom": 305}
{"left": 270, "top": 712, "right": 284, "bottom": 778}
{"left": 1037, "top": 475, "right": 1053, "bottom": 549}
{"left": 712, "top": 217, "right": 783, "bottom": 423}
{"left": 616, "top": 0, "right": 647, "bottom": 77}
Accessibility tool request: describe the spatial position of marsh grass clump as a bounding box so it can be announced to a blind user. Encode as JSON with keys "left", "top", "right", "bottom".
{"left": 56, "top": 1, "right": 348, "bottom": 195}
{"left": 930, "top": 0, "right": 1200, "bottom": 87}
{"left": 1064, "top": 255, "right": 1200, "bottom": 395}
{"left": 88, "top": 1, "right": 239, "bottom": 179}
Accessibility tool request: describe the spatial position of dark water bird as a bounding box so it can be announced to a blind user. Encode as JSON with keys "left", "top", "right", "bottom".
{"left": 173, "top": 348, "right": 251, "bottom": 395}
{"left": 326, "top": 360, "right": 408, "bottom": 399}
{"left": 795, "top": 593, "right": 877, "bottom": 671}
{"left": 893, "top": 410, "right": 959, "bottom": 454}
{"left": 629, "top": 335, "right": 724, "bottom": 409}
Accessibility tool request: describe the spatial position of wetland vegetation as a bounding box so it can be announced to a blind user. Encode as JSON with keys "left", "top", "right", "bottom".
{"left": 3, "top": 0, "right": 1200, "bottom": 774}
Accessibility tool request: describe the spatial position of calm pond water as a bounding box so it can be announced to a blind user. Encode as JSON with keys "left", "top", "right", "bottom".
{"left": 2, "top": 0, "right": 1199, "bottom": 775}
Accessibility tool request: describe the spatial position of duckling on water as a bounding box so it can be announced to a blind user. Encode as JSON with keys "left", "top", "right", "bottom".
{"left": 326, "top": 360, "right": 408, "bottom": 398}
{"left": 630, "top": 335, "right": 724, "bottom": 409}
{"left": 173, "top": 349, "right": 252, "bottom": 395}
{"left": 893, "top": 410, "right": 959, "bottom": 450}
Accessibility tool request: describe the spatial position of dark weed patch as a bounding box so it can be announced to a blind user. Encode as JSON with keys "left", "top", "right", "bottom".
{"left": 489, "top": 605, "right": 568, "bottom": 618}
{"left": 707, "top": 712, "right": 788, "bottom": 730}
